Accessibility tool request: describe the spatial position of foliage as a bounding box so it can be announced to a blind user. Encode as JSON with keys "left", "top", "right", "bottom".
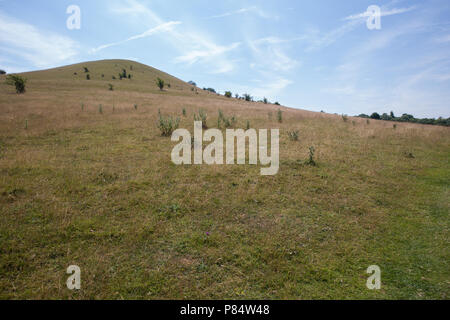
{"left": 224, "top": 91, "right": 232, "bottom": 98}
{"left": 156, "top": 78, "right": 165, "bottom": 90}
{"left": 288, "top": 130, "right": 299, "bottom": 141}
{"left": 194, "top": 110, "right": 208, "bottom": 129}
{"left": 6, "top": 74, "right": 27, "bottom": 94}
{"left": 157, "top": 111, "right": 180, "bottom": 136}
{"left": 277, "top": 109, "right": 283, "bottom": 123}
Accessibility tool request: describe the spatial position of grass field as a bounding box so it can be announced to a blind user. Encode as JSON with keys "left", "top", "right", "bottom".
{"left": 0, "top": 59, "right": 448, "bottom": 299}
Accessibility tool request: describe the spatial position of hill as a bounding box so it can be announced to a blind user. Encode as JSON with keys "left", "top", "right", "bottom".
{"left": 0, "top": 60, "right": 449, "bottom": 299}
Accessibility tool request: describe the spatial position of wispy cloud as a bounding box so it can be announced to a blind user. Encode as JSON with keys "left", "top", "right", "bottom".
{"left": 90, "top": 21, "right": 181, "bottom": 53}
{"left": 0, "top": 11, "right": 78, "bottom": 69}
{"left": 249, "top": 38, "right": 300, "bottom": 72}
{"left": 174, "top": 42, "right": 241, "bottom": 73}
{"left": 110, "top": 0, "right": 240, "bottom": 74}
{"left": 344, "top": 6, "right": 416, "bottom": 21}
{"left": 208, "top": 6, "right": 271, "bottom": 19}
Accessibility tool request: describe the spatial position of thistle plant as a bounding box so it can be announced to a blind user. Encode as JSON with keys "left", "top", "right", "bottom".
{"left": 157, "top": 112, "right": 180, "bottom": 136}
{"left": 306, "top": 146, "right": 316, "bottom": 166}
{"left": 194, "top": 110, "right": 208, "bottom": 129}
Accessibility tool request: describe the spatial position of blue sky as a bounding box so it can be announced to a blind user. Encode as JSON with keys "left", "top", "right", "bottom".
{"left": 1, "top": 0, "right": 449, "bottom": 118}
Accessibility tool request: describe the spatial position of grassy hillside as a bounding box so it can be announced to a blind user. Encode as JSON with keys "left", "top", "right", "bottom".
{"left": 0, "top": 60, "right": 448, "bottom": 299}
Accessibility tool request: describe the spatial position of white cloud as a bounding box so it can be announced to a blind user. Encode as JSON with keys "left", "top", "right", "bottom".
{"left": 110, "top": 0, "right": 240, "bottom": 74}
{"left": 90, "top": 21, "right": 181, "bottom": 53}
{"left": 208, "top": 6, "right": 271, "bottom": 19}
{"left": 0, "top": 11, "right": 78, "bottom": 69}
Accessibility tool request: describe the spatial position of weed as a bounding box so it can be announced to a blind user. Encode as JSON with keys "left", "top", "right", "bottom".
{"left": 158, "top": 112, "right": 180, "bottom": 136}
{"left": 288, "top": 130, "right": 299, "bottom": 141}
{"left": 306, "top": 146, "right": 316, "bottom": 166}
{"left": 277, "top": 109, "right": 283, "bottom": 123}
{"left": 194, "top": 110, "right": 208, "bottom": 129}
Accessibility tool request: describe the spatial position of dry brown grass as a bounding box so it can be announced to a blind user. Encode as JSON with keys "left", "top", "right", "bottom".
{"left": 0, "top": 60, "right": 449, "bottom": 299}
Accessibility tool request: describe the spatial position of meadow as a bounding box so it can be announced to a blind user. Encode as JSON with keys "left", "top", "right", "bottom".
{"left": 0, "top": 60, "right": 448, "bottom": 299}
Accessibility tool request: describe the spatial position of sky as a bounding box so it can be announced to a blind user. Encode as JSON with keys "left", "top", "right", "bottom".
{"left": 0, "top": 0, "right": 449, "bottom": 118}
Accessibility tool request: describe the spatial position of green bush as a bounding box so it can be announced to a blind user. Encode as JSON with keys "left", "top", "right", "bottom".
{"left": 0, "top": 70, "right": 6, "bottom": 75}
{"left": 263, "top": 97, "right": 268, "bottom": 104}
{"left": 157, "top": 112, "right": 180, "bottom": 136}
{"left": 86, "top": 74, "right": 90, "bottom": 80}
{"left": 108, "top": 84, "right": 114, "bottom": 91}
{"left": 182, "top": 108, "right": 187, "bottom": 117}
{"left": 156, "top": 78, "right": 165, "bottom": 91}
{"left": 6, "top": 75, "right": 27, "bottom": 94}
{"left": 243, "top": 93, "right": 252, "bottom": 102}
{"left": 224, "top": 91, "right": 232, "bottom": 98}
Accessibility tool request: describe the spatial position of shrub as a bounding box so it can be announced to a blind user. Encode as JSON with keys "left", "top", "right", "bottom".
{"left": 393, "top": 124, "right": 397, "bottom": 129}
{"left": 101, "top": 74, "right": 105, "bottom": 78}
{"left": 128, "top": 74, "right": 132, "bottom": 79}
{"left": 235, "top": 93, "right": 240, "bottom": 99}
{"left": 134, "top": 104, "right": 138, "bottom": 110}
{"left": 182, "top": 108, "right": 186, "bottom": 117}
{"left": 204, "top": 88, "right": 216, "bottom": 93}
{"left": 112, "top": 76, "right": 116, "bottom": 80}
{"left": 288, "top": 130, "right": 299, "bottom": 141}
{"left": 84, "top": 67, "right": 89, "bottom": 73}
{"left": 224, "top": 91, "right": 232, "bottom": 98}
{"left": 6, "top": 75, "right": 27, "bottom": 94}
{"left": 194, "top": 110, "right": 208, "bottom": 129}
{"left": 108, "top": 84, "right": 114, "bottom": 91}
{"left": 342, "top": 114, "right": 348, "bottom": 122}
{"left": 274, "top": 102, "right": 280, "bottom": 106}
{"left": 0, "top": 70, "right": 6, "bottom": 75}
{"left": 243, "top": 93, "right": 252, "bottom": 102}
{"left": 263, "top": 97, "right": 268, "bottom": 104}
{"left": 86, "top": 74, "right": 90, "bottom": 80}
{"left": 188, "top": 81, "right": 197, "bottom": 86}
{"left": 99, "top": 104, "right": 103, "bottom": 114}
{"left": 157, "top": 112, "right": 180, "bottom": 136}
{"left": 277, "top": 109, "right": 283, "bottom": 123}
{"left": 156, "top": 78, "right": 165, "bottom": 91}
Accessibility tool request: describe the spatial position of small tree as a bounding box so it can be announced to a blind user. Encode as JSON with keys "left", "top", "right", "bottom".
{"left": 263, "top": 97, "right": 268, "bottom": 104}
{"left": 0, "top": 70, "right": 6, "bottom": 75}
{"left": 86, "top": 74, "right": 90, "bottom": 80}
{"left": 6, "top": 75, "right": 27, "bottom": 94}
{"left": 224, "top": 91, "right": 232, "bottom": 98}
{"left": 84, "top": 67, "right": 89, "bottom": 73}
{"left": 156, "top": 78, "right": 165, "bottom": 91}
